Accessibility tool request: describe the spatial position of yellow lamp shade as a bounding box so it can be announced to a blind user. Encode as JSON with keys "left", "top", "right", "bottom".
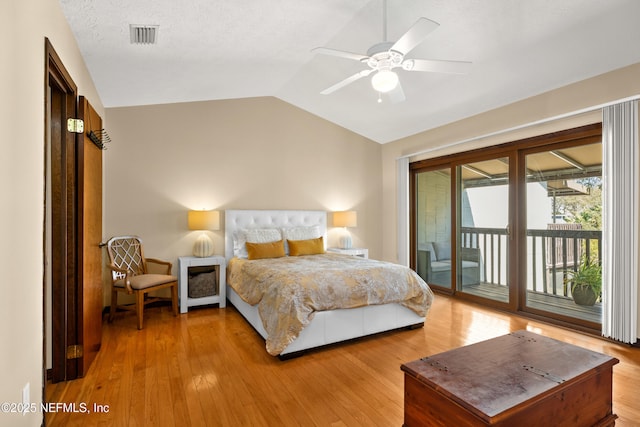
{"left": 188, "top": 210, "right": 220, "bottom": 230}
{"left": 333, "top": 211, "right": 357, "bottom": 228}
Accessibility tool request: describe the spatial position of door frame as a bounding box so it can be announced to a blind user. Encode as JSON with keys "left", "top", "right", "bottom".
{"left": 454, "top": 150, "right": 519, "bottom": 310}
{"left": 44, "top": 38, "right": 80, "bottom": 383}
{"left": 516, "top": 126, "right": 603, "bottom": 329}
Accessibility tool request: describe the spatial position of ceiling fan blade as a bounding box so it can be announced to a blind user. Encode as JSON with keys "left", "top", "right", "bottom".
{"left": 320, "top": 69, "right": 373, "bottom": 95}
{"left": 390, "top": 18, "right": 439, "bottom": 56}
{"left": 387, "top": 81, "right": 405, "bottom": 104}
{"left": 403, "top": 58, "right": 472, "bottom": 74}
{"left": 312, "top": 47, "right": 369, "bottom": 62}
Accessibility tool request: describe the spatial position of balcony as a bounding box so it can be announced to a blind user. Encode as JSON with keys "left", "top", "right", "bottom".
{"left": 428, "top": 226, "right": 602, "bottom": 324}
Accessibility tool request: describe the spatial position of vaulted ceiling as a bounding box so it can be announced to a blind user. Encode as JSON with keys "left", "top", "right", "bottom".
{"left": 59, "top": 0, "right": 640, "bottom": 143}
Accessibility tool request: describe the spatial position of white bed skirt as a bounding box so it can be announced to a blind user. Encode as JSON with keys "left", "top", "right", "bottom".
{"left": 227, "top": 285, "right": 425, "bottom": 356}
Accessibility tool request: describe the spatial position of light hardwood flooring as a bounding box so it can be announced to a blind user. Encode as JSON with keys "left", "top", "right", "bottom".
{"left": 46, "top": 295, "right": 640, "bottom": 426}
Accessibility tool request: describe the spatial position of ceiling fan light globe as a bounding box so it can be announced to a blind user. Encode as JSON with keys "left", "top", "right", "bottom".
{"left": 371, "top": 70, "right": 399, "bottom": 93}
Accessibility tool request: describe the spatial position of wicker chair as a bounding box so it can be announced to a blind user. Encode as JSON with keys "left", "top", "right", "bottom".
{"left": 106, "top": 236, "right": 178, "bottom": 329}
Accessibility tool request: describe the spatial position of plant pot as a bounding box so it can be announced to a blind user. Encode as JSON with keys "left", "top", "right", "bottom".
{"left": 572, "top": 284, "right": 598, "bottom": 306}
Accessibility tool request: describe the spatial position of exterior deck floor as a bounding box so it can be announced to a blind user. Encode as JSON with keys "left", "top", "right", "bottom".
{"left": 462, "top": 282, "right": 602, "bottom": 324}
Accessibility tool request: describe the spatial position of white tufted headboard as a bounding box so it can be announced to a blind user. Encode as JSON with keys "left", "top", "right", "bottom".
{"left": 224, "top": 210, "right": 328, "bottom": 262}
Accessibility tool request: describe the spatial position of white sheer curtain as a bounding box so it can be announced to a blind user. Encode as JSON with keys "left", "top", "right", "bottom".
{"left": 602, "top": 100, "right": 639, "bottom": 344}
{"left": 397, "top": 157, "right": 410, "bottom": 266}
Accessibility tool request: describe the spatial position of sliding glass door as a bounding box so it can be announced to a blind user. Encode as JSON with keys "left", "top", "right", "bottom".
{"left": 415, "top": 167, "right": 452, "bottom": 291}
{"left": 457, "top": 157, "right": 510, "bottom": 303}
{"left": 410, "top": 124, "right": 603, "bottom": 331}
{"left": 523, "top": 142, "right": 602, "bottom": 326}
{"left": 413, "top": 156, "right": 513, "bottom": 303}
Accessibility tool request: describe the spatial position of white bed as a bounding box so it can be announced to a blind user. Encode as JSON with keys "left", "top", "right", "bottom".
{"left": 224, "top": 209, "right": 430, "bottom": 357}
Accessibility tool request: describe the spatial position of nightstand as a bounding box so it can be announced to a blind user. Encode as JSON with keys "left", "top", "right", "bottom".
{"left": 326, "top": 247, "right": 369, "bottom": 258}
{"left": 178, "top": 256, "right": 226, "bottom": 313}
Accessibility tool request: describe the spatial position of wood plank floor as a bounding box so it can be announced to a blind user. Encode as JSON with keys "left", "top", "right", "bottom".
{"left": 45, "top": 295, "right": 640, "bottom": 426}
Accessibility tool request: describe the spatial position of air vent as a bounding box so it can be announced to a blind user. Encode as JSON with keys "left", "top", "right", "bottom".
{"left": 130, "top": 24, "right": 159, "bottom": 45}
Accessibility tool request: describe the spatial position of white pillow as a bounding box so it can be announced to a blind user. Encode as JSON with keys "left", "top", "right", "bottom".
{"left": 233, "top": 228, "right": 282, "bottom": 258}
{"left": 282, "top": 225, "right": 321, "bottom": 241}
{"left": 245, "top": 228, "right": 282, "bottom": 243}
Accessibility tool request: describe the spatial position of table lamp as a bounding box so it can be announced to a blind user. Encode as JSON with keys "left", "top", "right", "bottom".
{"left": 333, "top": 211, "right": 357, "bottom": 249}
{"left": 188, "top": 210, "right": 220, "bottom": 257}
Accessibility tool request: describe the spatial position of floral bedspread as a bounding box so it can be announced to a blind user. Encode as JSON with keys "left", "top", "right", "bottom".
{"left": 227, "top": 253, "right": 434, "bottom": 355}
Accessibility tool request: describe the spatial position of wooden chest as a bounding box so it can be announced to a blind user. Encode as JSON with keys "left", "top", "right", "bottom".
{"left": 401, "top": 330, "right": 619, "bottom": 426}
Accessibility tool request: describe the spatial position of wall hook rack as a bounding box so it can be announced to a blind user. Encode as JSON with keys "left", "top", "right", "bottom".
{"left": 88, "top": 129, "right": 111, "bottom": 150}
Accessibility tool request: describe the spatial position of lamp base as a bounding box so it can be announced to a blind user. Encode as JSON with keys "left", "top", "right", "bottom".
{"left": 193, "top": 233, "right": 214, "bottom": 257}
{"left": 338, "top": 229, "right": 352, "bottom": 249}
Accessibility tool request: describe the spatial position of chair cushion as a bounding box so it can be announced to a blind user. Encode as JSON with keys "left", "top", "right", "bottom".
{"left": 430, "top": 260, "right": 478, "bottom": 272}
{"left": 433, "top": 241, "right": 451, "bottom": 261}
{"left": 115, "top": 274, "right": 176, "bottom": 290}
{"left": 430, "top": 261, "right": 452, "bottom": 273}
{"left": 461, "top": 260, "right": 479, "bottom": 269}
{"left": 418, "top": 242, "right": 437, "bottom": 262}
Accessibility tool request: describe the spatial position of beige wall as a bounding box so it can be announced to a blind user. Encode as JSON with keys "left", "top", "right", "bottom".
{"left": 104, "top": 97, "right": 382, "bottom": 301}
{"left": 0, "top": 0, "right": 103, "bottom": 426}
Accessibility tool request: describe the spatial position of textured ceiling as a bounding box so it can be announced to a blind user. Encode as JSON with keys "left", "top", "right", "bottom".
{"left": 59, "top": 0, "right": 640, "bottom": 143}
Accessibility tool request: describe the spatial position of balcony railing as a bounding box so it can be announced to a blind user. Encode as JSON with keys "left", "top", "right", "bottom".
{"left": 460, "top": 226, "right": 602, "bottom": 298}
{"left": 527, "top": 227, "right": 602, "bottom": 297}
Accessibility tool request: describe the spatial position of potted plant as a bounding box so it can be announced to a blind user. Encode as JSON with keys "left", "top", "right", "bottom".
{"left": 566, "top": 259, "right": 602, "bottom": 306}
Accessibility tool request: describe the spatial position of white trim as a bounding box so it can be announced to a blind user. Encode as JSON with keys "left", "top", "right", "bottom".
{"left": 397, "top": 157, "right": 410, "bottom": 266}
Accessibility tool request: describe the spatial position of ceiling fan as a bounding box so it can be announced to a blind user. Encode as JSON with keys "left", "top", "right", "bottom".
{"left": 312, "top": 0, "right": 471, "bottom": 102}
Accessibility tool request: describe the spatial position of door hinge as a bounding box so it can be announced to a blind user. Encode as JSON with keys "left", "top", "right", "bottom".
{"left": 66, "top": 345, "right": 83, "bottom": 360}
{"left": 67, "top": 118, "right": 84, "bottom": 134}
